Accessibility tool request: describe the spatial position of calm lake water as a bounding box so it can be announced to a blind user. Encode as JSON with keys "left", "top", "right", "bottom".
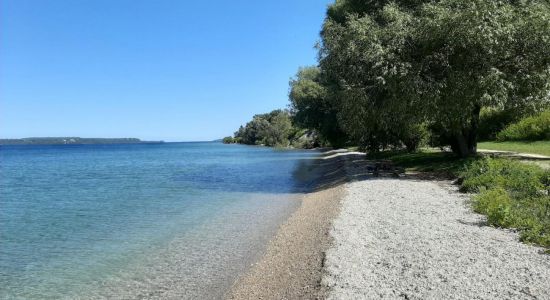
{"left": 0, "top": 142, "right": 319, "bottom": 299}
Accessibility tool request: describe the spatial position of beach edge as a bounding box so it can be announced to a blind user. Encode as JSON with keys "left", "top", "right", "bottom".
{"left": 226, "top": 151, "right": 354, "bottom": 299}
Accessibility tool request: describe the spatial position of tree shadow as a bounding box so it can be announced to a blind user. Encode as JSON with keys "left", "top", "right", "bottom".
{"left": 300, "top": 152, "right": 400, "bottom": 192}
{"left": 171, "top": 149, "right": 461, "bottom": 195}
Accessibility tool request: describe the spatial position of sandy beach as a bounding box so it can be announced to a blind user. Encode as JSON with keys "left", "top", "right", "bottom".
{"left": 228, "top": 150, "right": 550, "bottom": 300}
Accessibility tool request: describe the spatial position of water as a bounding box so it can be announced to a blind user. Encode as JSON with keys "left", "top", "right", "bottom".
{"left": 0, "top": 142, "right": 319, "bottom": 299}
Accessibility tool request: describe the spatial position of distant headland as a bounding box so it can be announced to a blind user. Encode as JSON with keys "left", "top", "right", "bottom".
{"left": 0, "top": 137, "right": 164, "bottom": 145}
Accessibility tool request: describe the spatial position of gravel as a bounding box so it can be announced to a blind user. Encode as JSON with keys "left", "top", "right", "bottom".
{"left": 226, "top": 185, "right": 342, "bottom": 300}
{"left": 323, "top": 179, "right": 550, "bottom": 300}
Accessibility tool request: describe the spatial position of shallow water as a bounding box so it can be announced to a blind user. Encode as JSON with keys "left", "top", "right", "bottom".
{"left": 0, "top": 142, "right": 319, "bottom": 299}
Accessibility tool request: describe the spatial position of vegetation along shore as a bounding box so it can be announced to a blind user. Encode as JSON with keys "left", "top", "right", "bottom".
{"left": 228, "top": 149, "right": 550, "bottom": 299}
{"left": 224, "top": 0, "right": 550, "bottom": 248}
{"left": 227, "top": 0, "right": 550, "bottom": 299}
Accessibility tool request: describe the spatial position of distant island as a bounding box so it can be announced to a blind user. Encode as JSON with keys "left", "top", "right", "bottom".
{"left": 0, "top": 137, "right": 164, "bottom": 145}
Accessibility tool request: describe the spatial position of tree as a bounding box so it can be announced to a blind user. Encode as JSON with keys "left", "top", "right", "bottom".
{"left": 262, "top": 111, "right": 293, "bottom": 146}
{"left": 320, "top": 2, "right": 426, "bottom": 152}
{"left": 413, "top": 0, "right": 550, "bottom": 156}
{"left": 233, "top": 110, "right": 295, "bottom": 147}
{"left": 222, "top": 136, "right": 235, "bottom": 144}
{"left": 319, "top": 0, "right": 550, "bottom": 156}
{"left": 289, "top": 66, "right": 348, "bottom": 147}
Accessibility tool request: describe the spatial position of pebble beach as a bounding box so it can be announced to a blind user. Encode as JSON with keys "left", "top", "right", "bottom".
{"left": 228, "top": 150, "right": 550, "bottom": 300}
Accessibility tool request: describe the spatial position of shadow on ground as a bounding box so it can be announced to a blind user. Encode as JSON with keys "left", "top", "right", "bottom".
{"left": 300, "top": 151, "right": 393, "bottom": 192}
{"left": 301, "top": 150, "right": 459, "bottom": 193}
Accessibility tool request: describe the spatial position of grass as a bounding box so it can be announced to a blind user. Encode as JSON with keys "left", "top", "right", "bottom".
{"left": 478, "top": 141, "right": 550, "bottom": 156}
{"left": 370, "top": 149, "right": 550, "bottom": 250}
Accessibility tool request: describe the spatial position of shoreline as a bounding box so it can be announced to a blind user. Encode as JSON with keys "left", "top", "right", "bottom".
{"left": 227, "top": 184, "right": 344, "bottom": 299}
{"left": 226, "top": 150, "right": 366, "bottom": 299}
{"left": 227, "top": 149, "right": 550, "bottom": 299}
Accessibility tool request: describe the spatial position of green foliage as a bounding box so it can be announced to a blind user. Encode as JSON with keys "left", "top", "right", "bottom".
{"left": 234, "top": 110, "right": 293, "bottom": 147}
{"left": 400, "top": 123, "right": 430, "bottom": 152}
{"left": 321, "top": 2, "right": 425, "bottom": 152}
{"left": 222, "top": 136, "right": 235, "bottom": 144}
{"left": 289, "top": 129, "right": 321, "bottom": 149}
{"left": 497, "top": 110, "right": 550, "bottom": 141}
{"left": 373, "top": 150, "right": 550, "bottom": 248}
{"left": 478, "top": 108, "right": 519, "bottom": 141}
{"left": 460, "top": 158, "right": 546, "bottom": 195}
{"left": 289, "top": 66, "right": 348, "bottom": 147}
{"left": 366, "top": 150, "right": 477, "bottom": 176}
{"left": 232, "top": 110, "right": 320, "bottom": 148}
{"left": 474, "top": 187, "right": 550, "bottom": 247}
{"left": 473, "top": 188, "right": 515, "bottom": 227}
{"left": 460, "top": 157, "right": 550, "bottom": 247}
{"left": 315, "top": 0, "right": 550, "bottom": 156}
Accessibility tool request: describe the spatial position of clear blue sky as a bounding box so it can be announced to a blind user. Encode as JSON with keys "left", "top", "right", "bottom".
{"left": 0, "top": 0, "right": 331, "bottom": 141}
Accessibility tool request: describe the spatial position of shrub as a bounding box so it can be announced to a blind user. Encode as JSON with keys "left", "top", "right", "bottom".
{"left": 473, "top": 188, "right": 514, "bottom": 227}
{"left": 478, "top": 108, "right": 518, "bottom": 141}
{"left": 496, "top": 110, "right": 550, "bottom": 141}
{"left": 462, "top": 157, "right": 550, "bottom": 248}
{"left": 400, "top": 123, "right": 430, "bottom": 152}
{"left": 460, "top": 158, "right": 546, "bottom": 197}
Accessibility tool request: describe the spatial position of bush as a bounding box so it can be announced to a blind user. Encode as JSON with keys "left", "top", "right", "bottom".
{"left": 473, "top": 188, "right": 514, "bottom": 227}
{"left": 400, "top": 123, "right": 430, "bottom": 152}
{"left": 460, "top": 158, "right": 546, "bottom": 197}
{"left": 461, "top": 157, "right": 550, "bottom": 248}
{"left": 478, "top": 108, "right": 518, "bottom": 141}
{"left": 496, "top": 110, "right": 550, "bottom": 141}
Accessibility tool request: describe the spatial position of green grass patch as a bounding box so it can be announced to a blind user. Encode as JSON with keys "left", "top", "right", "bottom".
{"left": 478, "top": 141, "right": 550, "bottom": 156}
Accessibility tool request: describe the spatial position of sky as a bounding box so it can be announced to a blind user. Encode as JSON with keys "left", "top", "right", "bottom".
{"left": 0, "top": 0, "right": 332, "bottom": 141}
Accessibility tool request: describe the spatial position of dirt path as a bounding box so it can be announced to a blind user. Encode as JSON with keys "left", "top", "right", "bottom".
{"left": 478, "top": 148, "right": 550, "bottom": 160}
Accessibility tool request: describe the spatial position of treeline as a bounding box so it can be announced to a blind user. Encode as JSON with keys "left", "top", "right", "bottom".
{"left": 0, "top": 137, "right": 164, "bottom": 145}
{"left": 287, "top": 0, "right": 550, "bottom": 156}
{"left": 227, "top": 0, "right": 550, "bottom": 155}
{"left": 223, "top": 110, "right": 320, "bottom": 148}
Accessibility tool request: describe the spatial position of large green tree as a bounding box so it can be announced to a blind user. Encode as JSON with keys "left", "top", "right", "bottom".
{"left": 320, "top": 1, "right": 427, "bottom": 151}
{"left": 414, "top": 0, "right": 550, "bottom": 156}
{"left": 319, "top": 0, "right": 550, "bottom": 156}
{"left": 289, "top": 66, "right": 348, "bottom": 147}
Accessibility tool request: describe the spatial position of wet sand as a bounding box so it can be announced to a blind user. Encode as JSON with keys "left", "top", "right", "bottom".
{"left": 227, "top": 185, "right": 343, "bottom": 299}
{"left": 227, "top": 150, "right": 365, "bottom": 299}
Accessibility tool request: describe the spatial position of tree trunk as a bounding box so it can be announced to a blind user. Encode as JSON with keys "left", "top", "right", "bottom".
{"left": 468, "top": 104, "right": 481, "bottom": 154}
{"left": 451, "top": 105, "right": 481, "bottom": 157}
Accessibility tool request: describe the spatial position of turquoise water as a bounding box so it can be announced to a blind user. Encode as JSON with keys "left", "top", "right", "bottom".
{"left": 0, "top": 142, "right": 319, "bottom": 299}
